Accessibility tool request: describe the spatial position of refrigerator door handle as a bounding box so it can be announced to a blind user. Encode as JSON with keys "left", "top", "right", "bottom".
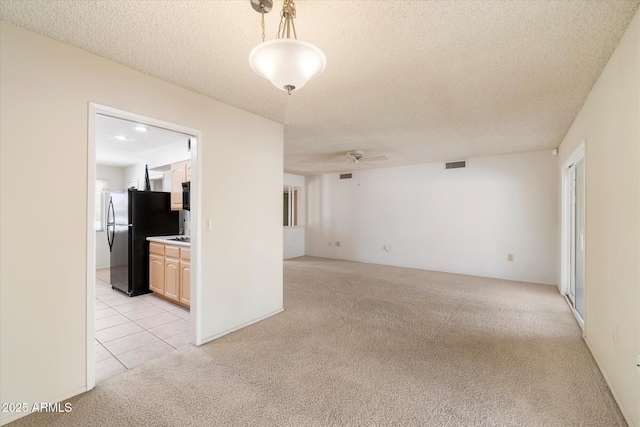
{"left": 106, "top": 196, "right": 115, "bottom": 225}
{"left": 107, "top": 224, "right": 115, "bottom": 251}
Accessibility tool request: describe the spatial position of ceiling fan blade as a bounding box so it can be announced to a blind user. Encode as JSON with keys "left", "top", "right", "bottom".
{"left": 363, "top": 156, "right": 388, "bottom": 162}
{"left": 322, "top": 158, "right": 349, "bottom": 163}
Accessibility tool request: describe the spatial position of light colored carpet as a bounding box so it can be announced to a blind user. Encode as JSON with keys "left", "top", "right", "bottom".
{"left": 9, "top": 257, "right": 626, "bottom": 426}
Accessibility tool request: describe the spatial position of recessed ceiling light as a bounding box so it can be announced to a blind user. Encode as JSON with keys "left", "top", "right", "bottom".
{"left": 134, "top": 125, "right": 148, "bottom": 132}
{"left": 114, "top": 135, "right": 130, "bottom": 141}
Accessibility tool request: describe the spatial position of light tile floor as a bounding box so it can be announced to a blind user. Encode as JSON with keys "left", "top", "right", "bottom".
{"left": 95, "top": 268, "right": 192, "bottom": 382}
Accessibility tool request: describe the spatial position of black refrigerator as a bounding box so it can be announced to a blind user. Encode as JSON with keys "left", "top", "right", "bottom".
{"left": 106, "top": 189, "right": 179, "bottom": 296}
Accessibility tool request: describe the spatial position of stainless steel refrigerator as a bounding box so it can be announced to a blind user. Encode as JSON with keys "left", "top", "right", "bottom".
{"left": 106, "top": 189, "right": 179, "bottom": 296}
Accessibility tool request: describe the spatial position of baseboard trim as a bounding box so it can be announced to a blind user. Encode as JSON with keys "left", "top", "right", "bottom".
{"left": 199, "top": 308, "right": 285, "bottom": 345}
{"left": 0, "top": 386, "right": 87, "bottom": 426}
{"left": 301, "top": 255, "right": 558, "bottom": 286}
{"left": 584, "top": 337, "right": 635, "bottom": 427}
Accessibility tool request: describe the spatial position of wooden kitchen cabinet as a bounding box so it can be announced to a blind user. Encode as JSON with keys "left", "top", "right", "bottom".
{"left": 149, "top": 254, "right": 165, "bottom": 294}
{"left": 148, "top": 241, "right": 190, "bottom": 308}
{"left": 164, "top": 248, "right": 180, "bottom": 303}
{"left": 179, "top": 261, "right": 191, "bottom": 306}
{"left": 171, "top": 160, "right": 191, "bottom": 211}
{"left": 180, "top": 248, "right": 191, "bottom": 306}
{"left": 149, "top": 242, "right": 165, "bottom": 294}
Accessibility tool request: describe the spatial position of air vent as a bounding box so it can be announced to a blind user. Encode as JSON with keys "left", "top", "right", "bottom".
{"left": 340, "top": 173, "right": 353, "bottom": 179}
{"left": 445, "top": 161, "right": 466, "bottom": 169}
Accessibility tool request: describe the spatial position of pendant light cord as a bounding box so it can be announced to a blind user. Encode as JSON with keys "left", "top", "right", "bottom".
{"left": 260, "top": 3, "right": 266, "bottom": 42}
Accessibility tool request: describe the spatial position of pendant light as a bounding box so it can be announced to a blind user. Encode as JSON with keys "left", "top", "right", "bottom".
{"left": 249, "top": 0, "right": 326, "bottom": 95}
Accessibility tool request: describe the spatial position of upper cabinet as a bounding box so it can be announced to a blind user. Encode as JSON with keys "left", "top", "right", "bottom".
{"left": 171, "top": 160, "right": 190, "bottom": 211}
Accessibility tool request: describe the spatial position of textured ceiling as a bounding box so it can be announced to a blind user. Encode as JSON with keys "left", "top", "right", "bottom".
{"left": 1, "top": 1, "right": 638, "bottom": 175}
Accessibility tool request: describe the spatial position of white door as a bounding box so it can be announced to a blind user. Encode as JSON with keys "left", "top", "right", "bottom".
{"left": 569, "top": 159, "right": 585, "bottom": 320}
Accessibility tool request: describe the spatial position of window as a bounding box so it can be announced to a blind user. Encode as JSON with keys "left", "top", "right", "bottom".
{"left": 283, "top": 186, "right": 299, "bottom": 227}
{"left": 95, "top": 179, "right": 108, "bottom": 231}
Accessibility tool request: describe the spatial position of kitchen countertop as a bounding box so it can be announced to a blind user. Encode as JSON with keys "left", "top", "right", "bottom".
{"left": 147, "top": 235, "right": 191, "bottom": 247}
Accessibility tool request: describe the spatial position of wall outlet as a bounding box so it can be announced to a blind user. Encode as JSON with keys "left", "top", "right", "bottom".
{"left": 507, "top": 254, "right": 514, "bottom": 262}
{"left": 612, "top": 323, "right": 617, "bottom": 343}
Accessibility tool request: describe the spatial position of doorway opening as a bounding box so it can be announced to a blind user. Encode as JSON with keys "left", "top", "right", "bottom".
{"left": 561, "top": 141, "right": 585, "bottom": 330}
{"left": 87, "top": 104, "right": 201, "bottom": 389}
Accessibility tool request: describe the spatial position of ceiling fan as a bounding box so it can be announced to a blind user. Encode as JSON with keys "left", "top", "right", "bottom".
{"left": 323, "top": 150, "right": 388, "bottom": 165}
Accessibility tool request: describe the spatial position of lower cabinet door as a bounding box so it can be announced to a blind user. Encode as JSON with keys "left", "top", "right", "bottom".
{"left": 180, "top": 260, "right": 191, "bottom": 306}
{"left": 149, "top": 254, "right": 165, "bottom": 294}
{"left": 164, "top": 258, "right": 180, "bottom": 302}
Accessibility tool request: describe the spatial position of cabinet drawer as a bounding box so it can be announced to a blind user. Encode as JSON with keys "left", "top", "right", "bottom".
{"left": 165, "top": 245, "right": 180, "bottom": 259}
{"left": 180, "top": 247, "right": 190, "bottom": 261}
{"left": 149, "top": 242, "right": 165, "bottom": 255}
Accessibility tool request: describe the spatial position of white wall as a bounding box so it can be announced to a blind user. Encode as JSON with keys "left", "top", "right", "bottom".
{"left": 124, "top": 162, "right": 146, "bottom": 190}
{"left": 162, "top": 170, "right": 172, "bottom": 192}
{"left": 557, "top": 9, "right": 639, "bottom": 426}
{"left": 95, "top": 165, "right": 125, "bottom": 269}
{"left": 306, "top": 151, "right": 559, "bottom": 285}
{"left": 284, "top": 228, "right": 305, "bottom": 259}
{"left": 146, "top": 139, "right": 190, "bottom": 169}
{"left": 284, "top": 173, "right": 306, "bottom": 259}
{"left": 284, "top": 173, "right": 305, "bottom": 188}
{"left": 0, "top": 22, "right": 283, "bottom": 425}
